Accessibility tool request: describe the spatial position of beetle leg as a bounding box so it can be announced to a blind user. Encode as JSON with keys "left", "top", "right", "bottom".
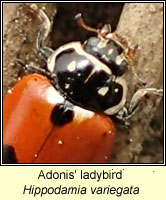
{"left": 16, "top": 60, "right": 55, "bottom": 79}
{"left": 115, "top": 87, "right": 163, "bottom": 121}
{"left": 24, "top": 3, "right": 54, "bottom": 60}
{"left": 113, "top": 107, "right": 131, "bottom": 126}
{"left": 112, "top": 33, "right": 146, "bottom": 86}
{"left": 113, "top": 33, "right": 129, "bottom": 49}
{"left": 24, "top": 64, "right": 54, "bottom": 77}
{"left": 125, "top": 45, "right": 146, "bottom": 86}
{"left": 38, "top": 47, "right": 54, "bottom": 61}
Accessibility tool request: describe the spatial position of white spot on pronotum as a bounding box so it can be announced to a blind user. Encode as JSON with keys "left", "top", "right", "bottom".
{"left": 115, "top": 55, "right": 123, "bottom": 65}
{"left": 67, "top": 60, "right": 76, "bottom": 72}
{"left": 97, "top": 40, "right": 107, "bottom": 48}
{"left": 98, "top": 87, "right": 109, "bottom": 96}
{"left": 58, "top": 140, "right": 63, "bottom": 145}
{"left": 65, "top": 83, "right": 70, "bottom": 89}
{"left": 108, "top": 48, "right": 113, "bottom": 55}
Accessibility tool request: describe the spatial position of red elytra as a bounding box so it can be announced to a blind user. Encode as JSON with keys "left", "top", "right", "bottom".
{"left": 3, "top": 73, "right": 115, "bottom": 163}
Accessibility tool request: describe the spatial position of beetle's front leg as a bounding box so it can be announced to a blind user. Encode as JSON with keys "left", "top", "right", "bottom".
{"left": 115, "top": 87, "right": 163, "bottom": 123}
{"left": 24, "top": 3, "right": 54, "bottom": 60}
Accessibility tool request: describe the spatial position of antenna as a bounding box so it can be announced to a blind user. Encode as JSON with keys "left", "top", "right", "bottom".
{"left": 75, "top": 13, "right": 99, "bottom": 34}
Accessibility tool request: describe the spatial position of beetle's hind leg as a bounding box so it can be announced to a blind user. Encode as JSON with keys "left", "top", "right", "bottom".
{"left": 115, "top": 87, "right": 163, "bottom": 123}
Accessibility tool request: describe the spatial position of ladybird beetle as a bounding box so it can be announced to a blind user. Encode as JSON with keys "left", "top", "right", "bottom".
{"left": 3, "top": 4, "right": 163, "bottom": 163}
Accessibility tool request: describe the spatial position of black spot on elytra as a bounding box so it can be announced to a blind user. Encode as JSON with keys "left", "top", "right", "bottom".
{"left": 51, "top": 103, "right": 74, "bottom": 125}
{"left": 3, "top": 144, "right": 17, "bottom": 164}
